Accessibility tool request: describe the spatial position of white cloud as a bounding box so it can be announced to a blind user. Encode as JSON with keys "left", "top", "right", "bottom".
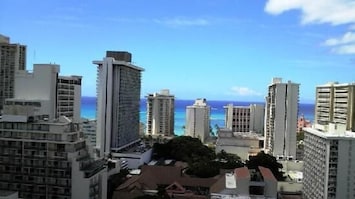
{"left": 333, "top": 44, "right": 355, "bottom": 54}
{"left": 230, "top": 86, "right": 262, "bottom": 96}
{"left": 264, "top": 0, "right": 355, "bottom": 54}
{"left": 265, "top": 0, "right": 355, "bottom": 25}
{"left": 324, "top": 32, "right": 355, "bottom": 46}
{"left": 323, "top": 32, "right": 355, "bottom": 54}
{"left": 153, "top": 17, "right": 210, "bottom": 27}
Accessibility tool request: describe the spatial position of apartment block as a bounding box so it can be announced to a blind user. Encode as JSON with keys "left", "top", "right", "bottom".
{"left": 0, "top": 34, "right": 26, "bottom": 112}
{"left": 303, "top": 82, "right": 355, "bottom": 199}
{"left": 303, "top": 125, "right": 355, "bottom": 199}
{"left": 315, "top": 82, "right": 355, "bottom": 131}
{"left": 93, "top": 51, "right": 144, "bottom": 157}
{"left": 57, "top": 75, "right": 82, "bottom": 123}
{"left": 0, "top": 64, "right": 107, "bottom": 199}
{"left": 224, "top": 104, "right": 264, "bottom": 133}
{"left": 185, "top": 98, "right": 210, "bottom": 143}
{"left": 14, "top": 64, "right": 81, "bottom": 122}
{"left": 146, "top": 89, "right": 175, "bottom": 136}
{"left": 264, "top": 78, "right": 299, "bottom": 159}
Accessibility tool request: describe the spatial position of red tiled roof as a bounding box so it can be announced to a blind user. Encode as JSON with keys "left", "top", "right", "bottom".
{"left": 234, "top": 167, "right": 250, "bottom": 180}
{"left": 258, "top": 166, "right": 277, "bottom": 182}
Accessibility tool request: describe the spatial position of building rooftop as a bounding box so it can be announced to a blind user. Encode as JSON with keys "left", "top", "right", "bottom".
{"left": 234, "top": 167, "right": 250, "bottom": 180}
{"left": 305, "top": 126, "right": 355, "bottom": 140}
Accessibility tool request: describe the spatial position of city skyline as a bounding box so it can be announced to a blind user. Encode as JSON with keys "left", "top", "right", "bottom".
{"left": 1, "top": 0, "right": 355, "bottom": 103}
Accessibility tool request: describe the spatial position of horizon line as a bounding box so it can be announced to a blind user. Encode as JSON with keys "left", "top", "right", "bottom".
{"left": 81, "top": 96, "right": 315, "bottom": 104}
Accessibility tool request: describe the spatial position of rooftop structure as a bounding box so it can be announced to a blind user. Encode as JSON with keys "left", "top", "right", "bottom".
{"left": 216, "top": 128, "right": 263, "bottom": 160}
{"left": 210, "top": 166, "right": 277, "bottom": 198}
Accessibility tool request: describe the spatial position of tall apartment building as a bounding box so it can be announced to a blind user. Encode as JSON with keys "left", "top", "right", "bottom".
{"left": 0, "top": 34, "right": 26, "bottom": 112}
{"left": 264, "top": 78, "right": 299, "bottom": 159}
{"left": 303, "top": 82, "right": 355, "bottom": 199}
{"left": 303, "top": 125, "right": 355, "bottom": 199}
{"left": 14, "top": 64, "right": 81, "bottom": 122}
{"left": 185, "top": 98, "right": 210, "bottom": 143}
{"left": 0, "top": 64, "right": 107, "bottom": 199}
{"left": 315, "top": 82, "right": 355, "bottom": 131}
{"left": 224, "top": 104, "right": 264, "bottom": 133}
{"left": 93, "top": 51, "right": 144, "bottom": 157}
{"left": 57, "top": 75, "right": 82, "bottom": 123}
{"left": 146, "top": 89, "right": 175, "bottom": 136}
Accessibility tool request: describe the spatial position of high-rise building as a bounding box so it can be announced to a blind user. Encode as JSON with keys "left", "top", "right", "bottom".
{"left": 57, "top": 75, "right": 82, "bottom": 123}
{"left": 303, "top": 82, "right": 355, "bottom": 199}
{"left": 303, "top": 125, "right": 355, "bottom": 199}
{"left": 93, "top": 51, "right": 144, "bottom": 157}
{"left": 0, "top": 34, "right": 26, "bottom": 112}
{"left": 264, "top": 77, "right": 299, "bottom": 159}
{"left": 14, "top": 64, "right": 81, "bottom": 122}
{"left": 0, "top": 64, "right": 107, "bottom": 199}
{"left": 315, "top": 82, "right": 355, "bottom": 131}
{"left": 224, "top": 104, "right": 264, "bottom": 133}
{"left": 185, "top": 98, "right": 210, "bottom": 143}
{"left": 146, "top": 89, "right": 175, "bottom": 136}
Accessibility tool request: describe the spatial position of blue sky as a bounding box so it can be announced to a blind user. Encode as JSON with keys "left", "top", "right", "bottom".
{"left": 1, "top": 0, "right": 354, "bottom": 103}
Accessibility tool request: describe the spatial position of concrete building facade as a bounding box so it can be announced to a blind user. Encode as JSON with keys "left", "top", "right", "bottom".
{"left": 303, "top": 82, "right": 355, "bottom": 199}
{"left": 0, "top": 64, "right": 107, "bottom": 199}
{"left": 315, "top": 82, "right": 355, "bottom": 131}
{"left": 13, "top": 64, "right": 81, "bottom": 122}
{"left": 264, "top": 78, "right": 299, "bottom": 159}
{"left": 303, "top": 126, "right": 355, "bottom": 199}
{"left": 93, "top": 51, "right": 144, "bottom": 157}
{"left": 224, "top": 104, "right": 264, "bottom": 133}
{"left": 0, "top": 34, "right": 26, "bottom": 112}
{"left": 146, "top": 89, "right": 175, "bottom": 136}
{"left": 185, "top": 98, "right": 210, "bottom": 143}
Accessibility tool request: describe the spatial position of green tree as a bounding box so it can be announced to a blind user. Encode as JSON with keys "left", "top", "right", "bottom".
{"left": 216, "top": 150, "right": 244, "bottom": 169}
{"left": 297, "top": 131, "right": 304, "bottom": 141}
{"left": 245, "top": 151, "right": 285, "bottom": 181}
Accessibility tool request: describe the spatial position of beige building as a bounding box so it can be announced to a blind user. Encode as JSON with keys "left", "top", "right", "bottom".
{"left": 146, "top": 89, "right": 174, "bottom": 136}
{"left": 216, "top": 129, "right": 262, "bottom": 161}
{"left": 224, "top": 104, "right": 264, "bottom": 134}
{"left": 0, "top": 34, "right": 26, "bottom": 112}
{"left": 315, "top": 82, "right": 355, "bottom": 131}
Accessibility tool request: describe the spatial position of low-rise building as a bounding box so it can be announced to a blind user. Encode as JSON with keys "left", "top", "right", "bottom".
{"left": 210, "top": 166, "right": 277, "bottom": 198}
{"left": 113, "top": 165, "right": 218, "bottom": 198}
{"left": 216, "top": 128, "right": 263, "bottom": 161}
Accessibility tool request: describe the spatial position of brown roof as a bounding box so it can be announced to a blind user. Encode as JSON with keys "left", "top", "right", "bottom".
{"left": 258, "top": 166, "right": 277, "bottom": 182}
{"left": 209, "top": 175, "right": 226, "bottom": 193}
{"left": 116, "top": 165, "right": 220, "bottom": 192}
{"left": 234, "top": 167, "right": 250, "bottom": 180}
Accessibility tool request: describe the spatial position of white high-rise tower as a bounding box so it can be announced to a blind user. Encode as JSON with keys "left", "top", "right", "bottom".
{"left": 185, "top": 98, "right": 210, "bottom": 143}
{"left": 264, "top": 77, "right": 299, "bottom": 159}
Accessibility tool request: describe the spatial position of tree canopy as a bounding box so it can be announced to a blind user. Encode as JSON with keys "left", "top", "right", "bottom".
{"left": 245, "top": 151, "right": 285, "bottom": 181}
{"left": 152, "top": 136, "right": 244, "bottom": 178}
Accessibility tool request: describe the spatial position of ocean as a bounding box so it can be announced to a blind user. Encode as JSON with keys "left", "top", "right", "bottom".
{"left": 81, "top": 97, "right": 315, "bottom": 136}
